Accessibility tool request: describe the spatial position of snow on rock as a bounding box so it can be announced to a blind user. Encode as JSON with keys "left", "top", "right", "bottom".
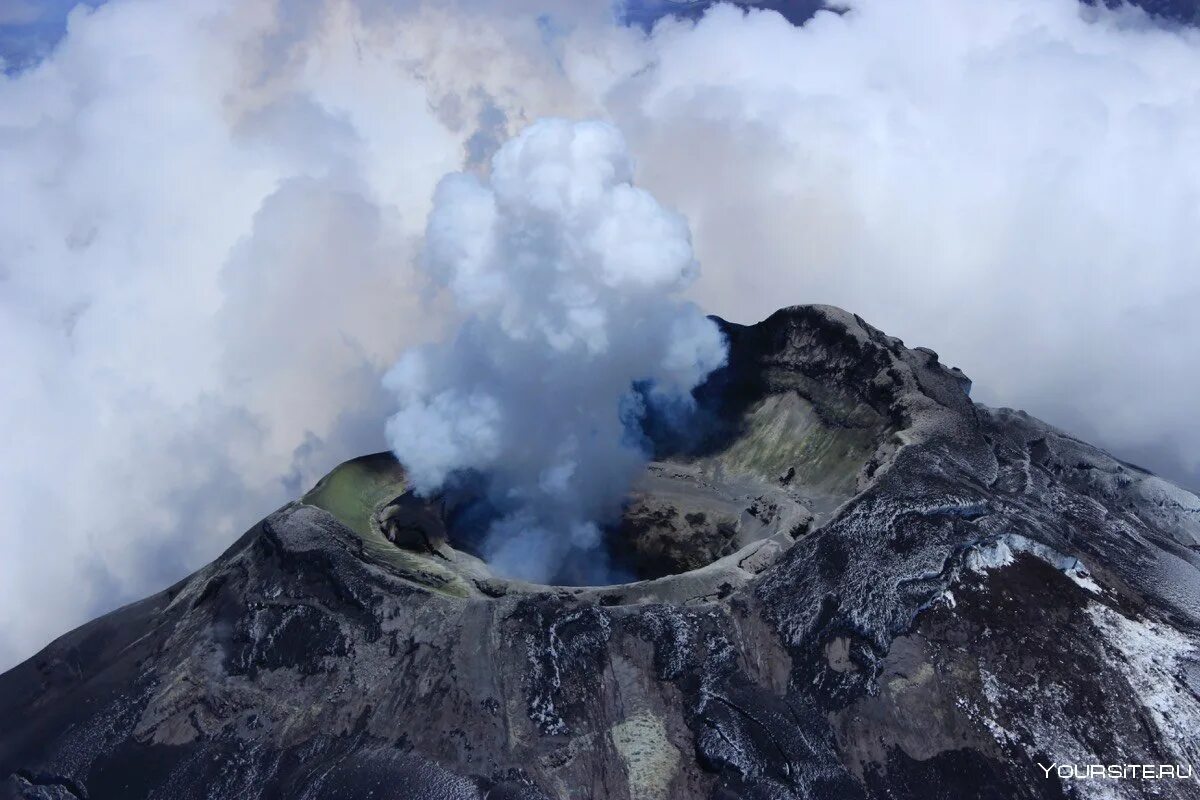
{"left": 1086, "top": 603, "right": 1200, "bottom": 769}
{"left": 965, "top": 533, "right": 1103, "bottom": 594}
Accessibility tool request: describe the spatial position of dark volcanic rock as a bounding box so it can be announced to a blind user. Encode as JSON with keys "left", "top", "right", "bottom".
{"left": 2, "top": 305, "right": 1199, "bottom": 799}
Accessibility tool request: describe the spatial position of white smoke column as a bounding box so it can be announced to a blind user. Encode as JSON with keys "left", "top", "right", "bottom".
{"left": 384, "top": 118, "right": 726, "bottom": 583}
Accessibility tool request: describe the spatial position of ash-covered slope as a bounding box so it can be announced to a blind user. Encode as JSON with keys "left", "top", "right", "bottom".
{"left": 3, "top": 305, "right": 1199, "bottom": 800}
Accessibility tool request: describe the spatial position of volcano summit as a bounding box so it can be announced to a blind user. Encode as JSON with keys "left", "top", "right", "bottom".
{"left": 2, "top": 305, "right": 1199, "bottom": 799}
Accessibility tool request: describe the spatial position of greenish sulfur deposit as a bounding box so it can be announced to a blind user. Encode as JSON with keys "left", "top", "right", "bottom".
{"left": 301, "top": 452, "right": 406, "bottom": 538}
{"left": 301, "top": 452, "right": 471, "bottom": 597}
{"left": 610, "top": 712, "right": 681, "bottom": 800}
{"left": 714, "top": 391, "right": 889, "bottom": 503}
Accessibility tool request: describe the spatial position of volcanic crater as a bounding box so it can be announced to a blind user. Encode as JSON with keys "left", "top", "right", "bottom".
{"left": 6, "top": 305, "right": 1198, "bottom": 800}
{"left": 304, "top": 306, "right": 903, "bottom": 597}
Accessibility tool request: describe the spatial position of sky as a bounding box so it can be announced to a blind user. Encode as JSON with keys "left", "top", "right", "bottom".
{"left": 1, "top": 0, "right": 1199, "bottom": 670}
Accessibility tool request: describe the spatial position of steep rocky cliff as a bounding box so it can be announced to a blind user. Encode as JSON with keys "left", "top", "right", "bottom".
{"left": 3, "top": 306, "right": 1198, "bottom": 799}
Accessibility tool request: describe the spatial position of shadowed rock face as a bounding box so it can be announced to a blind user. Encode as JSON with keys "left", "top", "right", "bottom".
{"left": 2, "top": 305, "right": 1199, "bottom": 800}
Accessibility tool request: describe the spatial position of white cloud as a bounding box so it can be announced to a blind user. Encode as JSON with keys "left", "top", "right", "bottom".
{"left": 0, "top": 0, "right": 459, "bottom": 666}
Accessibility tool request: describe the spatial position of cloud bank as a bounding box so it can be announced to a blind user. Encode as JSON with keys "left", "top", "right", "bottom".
{"left": 2, "top": 0, "right": 1199, "bottom": 667}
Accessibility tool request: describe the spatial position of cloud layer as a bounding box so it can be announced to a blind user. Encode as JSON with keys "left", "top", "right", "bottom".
{"left": 2, "top": 0, "right": 1199, "bottom": 668}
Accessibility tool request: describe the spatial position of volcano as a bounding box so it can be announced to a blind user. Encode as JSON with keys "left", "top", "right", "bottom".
{"left": 2, "top": 305, "right": 1198, "bottom": 799}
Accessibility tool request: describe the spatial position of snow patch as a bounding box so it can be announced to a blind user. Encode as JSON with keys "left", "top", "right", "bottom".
{"left": 1086, "top": 603, "right": 1200, "bottom": 768}
{"left": 965, "top": 534, "right": 1102, "bottom": 594}
{"left": 1063, "top": 561, "right": 1102, "bottom": 595}
{"left": 965, "top": 538, "right": 1015, "bottom": 572}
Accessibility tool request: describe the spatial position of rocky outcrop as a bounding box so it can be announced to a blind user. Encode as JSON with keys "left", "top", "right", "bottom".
{"left": 2, "top": 305, "right": 1198, "bottom": 799}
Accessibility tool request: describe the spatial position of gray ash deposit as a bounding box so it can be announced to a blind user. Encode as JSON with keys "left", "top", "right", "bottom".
{"left": 3, "top": 305, "right": 1199, "bottom": 799}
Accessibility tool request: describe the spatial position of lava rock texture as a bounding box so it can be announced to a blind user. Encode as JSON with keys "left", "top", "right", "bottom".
{"left": 2, "top": 305, "right": 1199, "bottom": 799}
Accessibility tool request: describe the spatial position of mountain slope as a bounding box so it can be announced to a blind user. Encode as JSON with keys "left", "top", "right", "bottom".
{"left": 3, "top": 305, "right": 1199, "bottom": 800}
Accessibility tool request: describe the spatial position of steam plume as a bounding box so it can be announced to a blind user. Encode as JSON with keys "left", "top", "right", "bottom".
{"left": 384, "top": 119, "right": 726, "bottom": 583}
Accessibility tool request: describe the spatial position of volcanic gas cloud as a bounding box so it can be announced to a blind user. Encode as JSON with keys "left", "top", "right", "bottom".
{"left": 384, "top": 119, "right": 726, "bottom": 584}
